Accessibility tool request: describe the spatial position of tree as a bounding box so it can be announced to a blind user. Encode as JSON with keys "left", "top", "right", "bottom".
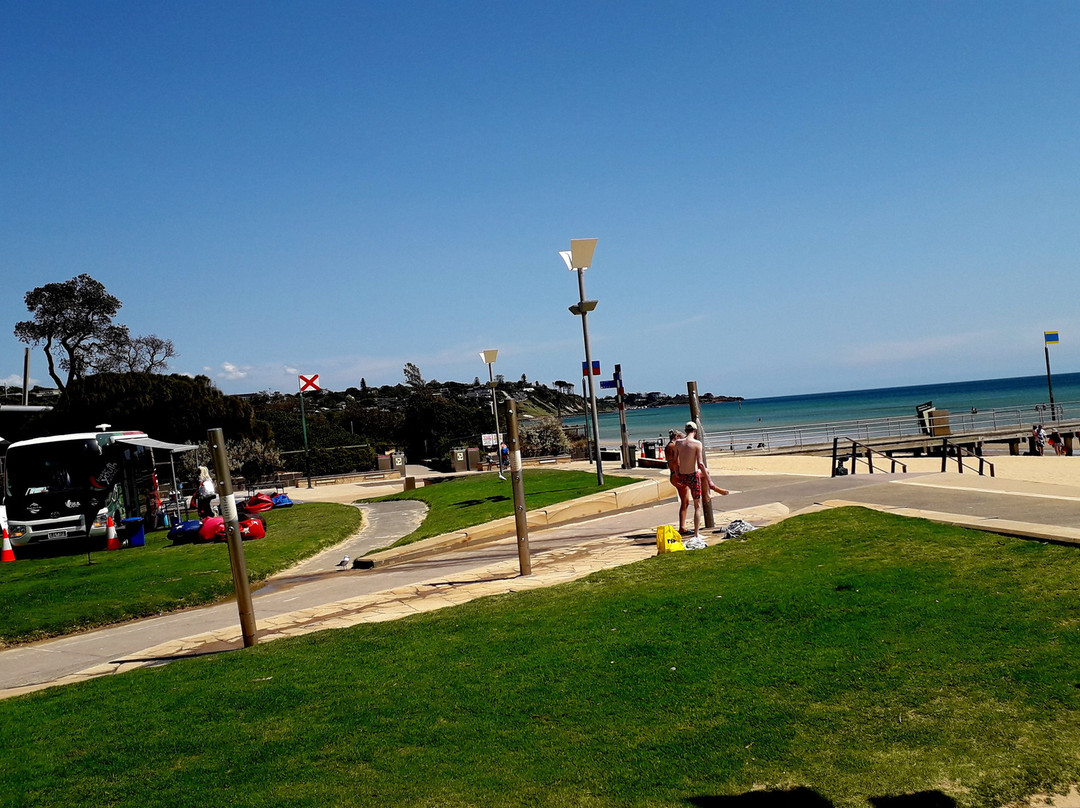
{"left": 15, "top": 274, "right": 176, "bottom": 389}
{"left": 42, "top": 373, "right": 268, "bottom": 445}
{"left": 14, "top": 274, "right": 122, "bottom": 390}
{"left": 92, "top": 327, "right": 176, "bottom": 374}
{"left": 403, "top": 362, "right": 426, "bottom": 389}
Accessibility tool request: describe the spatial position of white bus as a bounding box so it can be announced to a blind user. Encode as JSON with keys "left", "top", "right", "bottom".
{"left": 3, "top": 430, "right": 156, "bottom": 549}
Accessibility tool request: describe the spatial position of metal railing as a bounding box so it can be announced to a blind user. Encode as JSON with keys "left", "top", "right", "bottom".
{"left": 830, "top": 438, "right": 909, "bottom": 477}
{"left": 940, "top": 439, "right": 995, "bottom": 477}
{"left": 705, "top": 401, "right": 1075, "bottom": 453}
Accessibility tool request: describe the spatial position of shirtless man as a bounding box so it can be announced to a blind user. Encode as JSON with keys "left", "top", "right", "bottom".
{"left": 673, "top": 421, "right": 728, "bottom": 536}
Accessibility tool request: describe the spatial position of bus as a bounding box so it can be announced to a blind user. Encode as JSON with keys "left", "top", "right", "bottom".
{"left": 3, "top": 430, "right": 158, "bottom": 549}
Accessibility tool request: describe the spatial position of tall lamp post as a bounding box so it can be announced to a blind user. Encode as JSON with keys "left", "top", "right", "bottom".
{"left": 480, "top": 349, "right": 506, "bottom": 480}
{"left": 560, "top": 238, "right": 603, "bottom": 486}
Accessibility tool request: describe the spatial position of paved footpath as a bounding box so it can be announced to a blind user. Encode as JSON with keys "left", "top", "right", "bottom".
{"left": 3, "top": 464, "right": 1078, "bottom": 700}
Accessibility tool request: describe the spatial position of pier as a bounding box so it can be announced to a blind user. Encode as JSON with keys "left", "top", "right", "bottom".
{"left": 701, "top": 401, "right": 1080, "bottom": 458}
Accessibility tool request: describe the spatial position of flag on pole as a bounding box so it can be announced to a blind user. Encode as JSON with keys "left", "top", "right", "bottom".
{"left": 582, "top": 360, "right": 600, "bottom": 376}
{"left": 1044, "top": 331, "right": 1059, "bottom": 345}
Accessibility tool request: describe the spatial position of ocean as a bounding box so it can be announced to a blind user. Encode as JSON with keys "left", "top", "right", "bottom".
{"left": 562, "top": 372, "right": 1080, "bottom": 448}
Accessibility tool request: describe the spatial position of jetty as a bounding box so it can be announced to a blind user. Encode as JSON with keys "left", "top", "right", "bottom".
{"left": 700, "top": 401, "right": 1080, "bottom": 458}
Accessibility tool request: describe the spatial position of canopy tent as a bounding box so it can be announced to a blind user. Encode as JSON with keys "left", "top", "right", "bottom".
{"left": 115, "top": 436, "right": 200, "bottom": 521}
{"left": 115, "top": 436, "right": 199, "bottom": 454}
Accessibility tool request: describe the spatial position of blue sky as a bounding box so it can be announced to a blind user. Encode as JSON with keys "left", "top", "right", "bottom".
{"left": 3, "top": 1, "right": 1078, "bottom": 400}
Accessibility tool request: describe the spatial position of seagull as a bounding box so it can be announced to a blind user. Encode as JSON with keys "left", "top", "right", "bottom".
{"left": 336, "top": 554, "right": 351, "bottom": 570}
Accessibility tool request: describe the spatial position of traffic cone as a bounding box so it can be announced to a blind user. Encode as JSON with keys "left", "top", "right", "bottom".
{"left": 106, "top": 516, "right": 122, "bottom": 551}
{"left": 1, "top": 528, "right": 15, "bottom": 563}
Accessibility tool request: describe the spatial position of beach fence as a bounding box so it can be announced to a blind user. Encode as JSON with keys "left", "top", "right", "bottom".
{"left": 702, "top": 400, "right": 1079, "bottom": 453}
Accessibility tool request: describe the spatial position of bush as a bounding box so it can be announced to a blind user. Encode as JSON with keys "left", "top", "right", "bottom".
{"left": 517, "top": 417, "right": 572, "bottom": 458}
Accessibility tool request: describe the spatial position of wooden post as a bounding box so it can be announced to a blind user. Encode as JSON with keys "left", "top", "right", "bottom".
{"left": 506, "top": 401, "right": 531, "bottom": 576}
{"left": 687, "top": 381, "right": 714, "bottom": 529}
{"left": 208, "top": 428, "right": 258, "bottom": 648}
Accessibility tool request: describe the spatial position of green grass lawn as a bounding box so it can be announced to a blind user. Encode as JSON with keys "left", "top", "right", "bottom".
{"left": 373, "top": 468, "right": 636, "bottom": 547}
{"left": 3, "top": 507, "right": 1079, "bottom": 807}
{"left": 0, "top": 503, "right": 361, "bottom": 646}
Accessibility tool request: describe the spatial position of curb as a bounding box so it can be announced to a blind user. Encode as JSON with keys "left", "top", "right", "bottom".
{"left": 356, "top": 478, "right": 676, "bottom": 568}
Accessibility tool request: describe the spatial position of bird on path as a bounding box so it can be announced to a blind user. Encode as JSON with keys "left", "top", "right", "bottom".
{"left": 336, "top": 554, "right": 351, "bottom": 570}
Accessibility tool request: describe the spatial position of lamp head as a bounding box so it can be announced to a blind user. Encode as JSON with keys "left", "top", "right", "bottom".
{"left": 479, "top": 349, "right": 499, "bottom": 364}
{"left": 569, "top": 300, "right": 599, "bottom": 315}
{"left": 570, "top": 238, "right": 597, "bottom": 269}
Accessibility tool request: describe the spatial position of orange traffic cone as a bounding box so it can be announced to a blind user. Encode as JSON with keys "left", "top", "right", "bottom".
{"left": 1, "top": 528, "right": 15, "bottom": 563}
{"left": 106, "top": 516, "right": 122, "bottom": 551}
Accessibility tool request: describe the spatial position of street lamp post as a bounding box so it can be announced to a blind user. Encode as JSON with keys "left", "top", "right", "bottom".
{"left": 480, "top": 349, "right": 506, "bottom": 480}
{"left": 561, "top": 238, "right": 603, "bottom": 486}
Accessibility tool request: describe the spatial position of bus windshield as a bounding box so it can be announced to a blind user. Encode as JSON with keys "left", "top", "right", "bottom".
{"left": 5, "top": 439, "right": 103, "bottom": 498}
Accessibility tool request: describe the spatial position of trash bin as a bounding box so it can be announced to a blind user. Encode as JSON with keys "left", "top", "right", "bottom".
{"left": 466, "top": 447, "right": 481, "bottom": 470}
{"left": 452, "top": 448, "right": 468, "bottom": 472}
{"left": 628, "top": 446, "right": 638, "bottom": 468}
{"left": 122, "top": 517, "right": 145, "bottom": 548}
{"left": 377, "top": 454, "right": 393, "bottom": 471}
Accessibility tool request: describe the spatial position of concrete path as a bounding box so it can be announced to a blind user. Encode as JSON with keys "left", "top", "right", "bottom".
{"left": 2, "top": 463, "right": 1078, "bottom": 700}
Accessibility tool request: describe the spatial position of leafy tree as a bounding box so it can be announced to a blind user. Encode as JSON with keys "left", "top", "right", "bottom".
{"left": 403, "top": 362, "right": 425, "bottom": 389}
{"left": 177, "top": 437, "right": 283, "bottom": 486}
{"left": 14, "top": 274, "right": 122, "bottom": 390}
{"left": 15, "top": 274, "right": 176, "bottom": 389}
{"left": 41, "top": 373, "right": 267, "bottom": 445}
{"left": 402, "top": 393, "right": 487, "bottom": 464}
{"left": 92, "top": 327, "right": 176, "bottom": 373}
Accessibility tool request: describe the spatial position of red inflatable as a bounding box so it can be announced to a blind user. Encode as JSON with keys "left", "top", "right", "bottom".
{"left": 243, "top": 493, "right": 275, "bottom": 513}
{"left": 198, "top": 517, "right": 226, "bottom": 541}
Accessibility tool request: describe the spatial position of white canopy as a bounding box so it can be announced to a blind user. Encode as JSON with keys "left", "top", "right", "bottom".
{"left": 115, "top": 436, "right": 199, "bottom": 454}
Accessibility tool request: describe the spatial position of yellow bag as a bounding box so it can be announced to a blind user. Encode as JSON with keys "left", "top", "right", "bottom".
{"left": 656, "top": 525, "right": 685, "bottom": 554}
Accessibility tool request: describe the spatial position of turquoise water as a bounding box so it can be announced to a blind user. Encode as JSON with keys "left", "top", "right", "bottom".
{"left": 564, "top": 372, "right": 1080, "bottom": 447}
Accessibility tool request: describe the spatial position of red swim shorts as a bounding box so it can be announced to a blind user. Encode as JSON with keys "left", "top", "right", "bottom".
{"left": 675, "top": 471, "right": 701, "bottom": 498}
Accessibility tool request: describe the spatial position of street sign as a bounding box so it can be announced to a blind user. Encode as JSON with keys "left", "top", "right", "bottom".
{"left": 299, "top": 374, "right": 321, "bottom": 392}
{"left": 599, "top": 380, "right": 617, "bottom": 389}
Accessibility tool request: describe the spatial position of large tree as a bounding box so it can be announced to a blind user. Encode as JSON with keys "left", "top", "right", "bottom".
{"left": 14, "top": 274, "right": 176, "bottom": 389}
{"left": 91, "top": 326, "right": 176, "bottom": 374}
{"left": 42, "top": 373, "right": 268, "bottom": 445}
{"left": 14, "top": 274, "right": 121, "bottom": 390}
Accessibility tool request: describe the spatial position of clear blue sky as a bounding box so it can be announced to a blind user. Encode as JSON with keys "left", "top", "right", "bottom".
{"left": 3, "top": 1, "right": 1077, "bottom": 400}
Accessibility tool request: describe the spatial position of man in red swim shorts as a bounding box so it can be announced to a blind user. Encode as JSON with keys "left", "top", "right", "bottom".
{"left": 675, "top": 421, "right": 706, "bottom": 537}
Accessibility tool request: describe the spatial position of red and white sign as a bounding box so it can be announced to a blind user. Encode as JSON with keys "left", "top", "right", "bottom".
{"left": 299, "top": 374, "right": 321, "bottom": 392}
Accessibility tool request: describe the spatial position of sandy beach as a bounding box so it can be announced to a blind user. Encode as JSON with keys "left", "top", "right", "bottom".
{"left": 706, "top": 452, "right": 1080, "bottom": 490}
